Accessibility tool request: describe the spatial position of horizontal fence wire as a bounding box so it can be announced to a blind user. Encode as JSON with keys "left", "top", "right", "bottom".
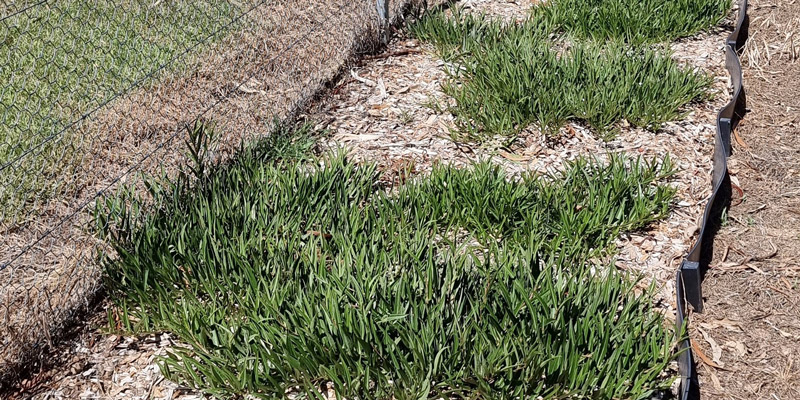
{"left": 0, "top": 0, "right": 431, "bottom": 388}
{"left": 0, "top": 0, "right": 51, "bottom": 23}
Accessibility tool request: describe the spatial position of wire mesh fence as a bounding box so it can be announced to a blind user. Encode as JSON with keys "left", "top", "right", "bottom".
{"left": 0, "top": 0, "right": 428, "bottom": 387}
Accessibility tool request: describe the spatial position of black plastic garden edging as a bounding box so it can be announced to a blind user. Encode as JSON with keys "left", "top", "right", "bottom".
{"left": 676, "top": 1, "right": 748, "bottom": 398}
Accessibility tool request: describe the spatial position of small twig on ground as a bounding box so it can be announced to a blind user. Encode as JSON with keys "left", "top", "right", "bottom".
{"left": 360, "top": 49, "right": 422, "bottom": 62}
{"left": 731, "top": 182, "right": 745, "bottom": 206}
{"left": 721, "top": 244, "right": 731, "bottom": 262}
{"left": 350, "top": 69, "right": 377, "bottom": 87}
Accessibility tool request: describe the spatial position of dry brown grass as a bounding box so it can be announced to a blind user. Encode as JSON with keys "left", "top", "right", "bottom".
{"left": 742, "top": 6, "right": 800, "bottom": 72}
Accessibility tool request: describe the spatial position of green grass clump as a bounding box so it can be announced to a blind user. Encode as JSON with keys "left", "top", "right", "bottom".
{"left": 408, "top": 7, "right": 517, "bottom": 62}
{"left": 99, "top": 125, "right": 678, "bottom": 399}
{"left": 446, "top": 38, "right": 711, "bottom": 139}
{"left": 409, "top": 11, "right": 712, "bottom": 142}
{"left": 533, "top": 0, "right": 731, "bottom": 45}
{"left": 0, "top": 0, "right": 239, "bottom": 222}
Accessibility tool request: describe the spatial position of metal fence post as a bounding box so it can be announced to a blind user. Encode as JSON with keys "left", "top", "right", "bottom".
{"left": 376, "top": 0, "right": 390, "bottom": 44}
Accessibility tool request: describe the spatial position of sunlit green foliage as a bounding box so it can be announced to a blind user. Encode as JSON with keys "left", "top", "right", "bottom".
{"left": 99, "top": 125, "right": 677, "bottom": 399}
{"left": 534, "top": 0, "right": 731, "bottom": 44}
{"left": 410, "top": 10, "right": 712, "bottom": 141}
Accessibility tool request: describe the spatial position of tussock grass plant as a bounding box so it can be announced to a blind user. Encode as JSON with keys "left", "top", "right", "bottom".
{"left": 99, "top": 125, "right": 678, "bottom": 399}
{"left": 533, "top": 0, "right": 731, "bottom": 45}
{"left": 408, "top": 7, "right": 518, "bottom": 62}
{"left": 410, "top": 11, "right": 712, "bottom": 141}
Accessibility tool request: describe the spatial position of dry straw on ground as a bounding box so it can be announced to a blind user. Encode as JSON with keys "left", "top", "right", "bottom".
{"left": 694, "top": 0, "right": 800, "bottom": 398}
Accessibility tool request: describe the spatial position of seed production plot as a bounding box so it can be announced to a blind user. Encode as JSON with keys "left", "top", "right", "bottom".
{"left": 410, "top": 0, "right": 729, "bottom": 142}
{"left": 11, "top": 0, "right": 741, "bottom": 397}
{"left": 534, "top": 0, "right": 731, "bottom": 44}
{"left": 99, "top": 125, "right": 678, "bottom": 399}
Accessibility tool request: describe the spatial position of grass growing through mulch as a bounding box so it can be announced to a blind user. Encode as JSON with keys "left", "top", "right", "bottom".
{"left": 534, "top": 0, "right": 731, "bottom": 45}
{"left": 409, "top": 1, "right": 726, "bottom": 142}
{"left": 98, "top": 124, "right": 679, "bottom": 399}
{"left": 0, "top": 0, "right": 238, "bottom": 221}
